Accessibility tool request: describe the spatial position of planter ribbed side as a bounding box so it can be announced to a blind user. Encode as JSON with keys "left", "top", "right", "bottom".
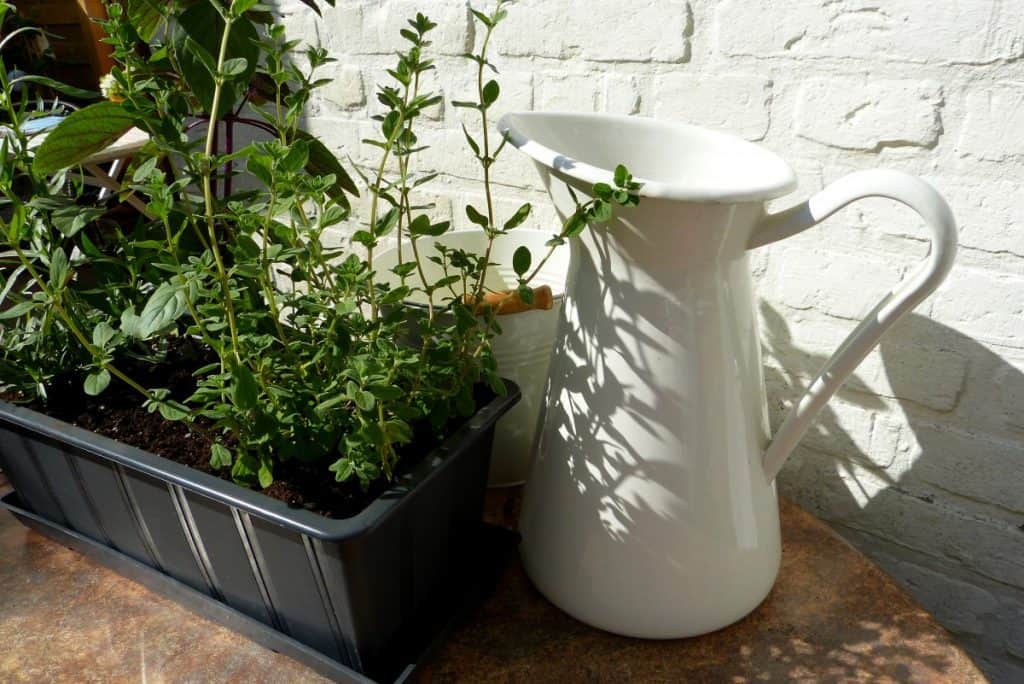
{"left": 0, "top": 384, "right": 518, "bottom": 680}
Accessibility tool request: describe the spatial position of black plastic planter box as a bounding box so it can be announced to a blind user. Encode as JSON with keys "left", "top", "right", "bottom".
{"left": 0, "top": 384, "right": 518, "bottom": 682}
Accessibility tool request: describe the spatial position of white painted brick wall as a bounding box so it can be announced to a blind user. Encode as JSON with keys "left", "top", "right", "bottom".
{"left": 284, "top": 1, "right": 1024, "bottom": 678}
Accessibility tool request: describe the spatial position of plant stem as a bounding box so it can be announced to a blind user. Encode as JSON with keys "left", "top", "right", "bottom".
{"left": 470, "top": 19, "right": 499, "bottom": 302}
{"left": 366, "top": 111, "right": 407, "bottom": 323}
{"left": 201, "top": 12, "right": 243, "bottom": 363}
{"left": 11, "top": 245, "right": 155, "bottom": 402}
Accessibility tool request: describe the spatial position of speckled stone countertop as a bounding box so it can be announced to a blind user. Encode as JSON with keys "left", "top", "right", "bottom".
{"left": 0, "top": 473, "right": 984, "bottom": 683}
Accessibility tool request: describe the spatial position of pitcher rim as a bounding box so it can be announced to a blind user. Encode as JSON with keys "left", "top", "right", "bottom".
{"left": 498, "top": 111, "right": 798, "bottom": 204}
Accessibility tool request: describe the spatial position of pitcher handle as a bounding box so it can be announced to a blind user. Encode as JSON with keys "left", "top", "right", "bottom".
{"left": 748, "top": 170, "right": 957, "bottom": 482}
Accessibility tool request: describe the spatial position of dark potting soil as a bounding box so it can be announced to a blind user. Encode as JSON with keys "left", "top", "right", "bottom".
{"left": 9, "top": 341, "right": 484, "bottom": 519}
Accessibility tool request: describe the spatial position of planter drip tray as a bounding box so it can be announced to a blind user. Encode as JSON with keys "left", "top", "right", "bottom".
{"left": 0, "top": 491, "right": 517, "bottom": 683}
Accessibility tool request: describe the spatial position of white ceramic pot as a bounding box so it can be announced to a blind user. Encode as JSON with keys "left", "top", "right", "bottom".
{"left": 499, "top": 112, "right": 957, "bottom": 639}
{"left": 375, "top": 230, "right": 569, "bottom": 486}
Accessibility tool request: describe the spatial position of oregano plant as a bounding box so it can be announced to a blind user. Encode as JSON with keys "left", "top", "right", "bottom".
{"left": 0, "top": 0, "right": 639, "bottom": 500}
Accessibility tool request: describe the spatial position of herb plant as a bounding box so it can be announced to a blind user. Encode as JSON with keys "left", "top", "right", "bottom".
{"left": 0, "top": 0, "right": 639, "bottom": 498}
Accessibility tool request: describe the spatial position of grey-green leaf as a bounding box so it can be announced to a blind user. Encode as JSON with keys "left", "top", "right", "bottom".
{"left": 221, "top": 57, "right": 249, "bottom": 78}
{"left": 49, "top": 248, "right": 69, "bottom": 290}
{"left": 139, "top": 281, "right": 187, "bottom": 337}
{"left": 0, "top": 301, "right": 35, "bottom": 320}
{"left": 92, "top": 322, "right": 116, "bottom": 348}
{"left": 84, "top": 369, "right": 111, "bottom": 396}
{"left": 354, "top": 390, "right": 375, "bottom": 412}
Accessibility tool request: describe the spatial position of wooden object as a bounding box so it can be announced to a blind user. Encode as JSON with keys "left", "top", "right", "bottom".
{"left": 17, "top": 0, "right": 114, "bottom": 91}
{"left": 468, "top": 284, "right": 554, "bottom": 316}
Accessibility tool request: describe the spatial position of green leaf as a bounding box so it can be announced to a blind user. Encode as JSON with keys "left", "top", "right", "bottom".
{"left": 503, "top": 203, "right": 531, "bottom": 231}
{"left": 258, "top": 457, "right": 274, "bottom": 488}
{"left": 329, "top": 457, "right": 355, "bottom": 483}
{"left": 52, "top": 205, "right": 104, "bottom": 238}
{"left": 590, "top": 199, "right": 613, "bottom": 223}
{"left": 374, "top": 207, "right": 399, "bottom": 237}
{"left": 315, "top": 393, "right": 346, "bottom": 414}
{"left": 92, "top": 322, "right": 116, "bottom": 348}
{"left": 408, "top": 214, "right": 448, "bottom": 238}
{"left": 281, "top": 139, "right": 310, "bottom": 173}
{"left": 470, "top": 8, "right": 493, "bottom": 27}
{"left": 158, "top": 401, "right": 190, "bottom": 421}
{"left": 564, "top": 212, "right": 587, "bottom": 238}
{"left": 184, "top": 36, "right": 218, "bottom": 77}
{"left": 84, "top": 369, "right": 111, "bottom": 396}
{"left": 517, "top": 284, "right": 535, "bottom": 305}
{"left": 120, "top": 307, "right": 144, "bottom": 339}
{"left": 132, "top": 156, "right": 160, "bottom": 183}
{"left": 127, "top": 0, "right": 164, "bottom": 41}
{"left": 354, "top": 389, "right": 375, "bottom": 412}
{"left": 482, "top": 79, "right": 500, "bottom": 107}
{"left": 295, "top": 130, "right": 359, "bottom": 204}
{"left": 210, "top": 443, "right": 233, "bottom": 469}
{"left": 230, "top": 362, "right": 260, "bottom": 411}
{"left": 12, "top": 75, "right": 98, "bottom": 100}
{"left": 33, "top": 102, "right": 135, "bottom": 175}
{"left": 231, "top": 0, "right": 261, "bottom": 17}
{"left": 139, "top": 281, "right": 187, "bottom": 337}
{"left": 512, "top": 245, "right": 531, "bottom": 277}
{"left": 593, "top": 182, "right": 612, "bottom": 201}
{"left": 172, "top": 4, "right": 259, "bottom": 116}
{"left": 485, "top": 371, "right": 507, "bottom": 396}
{"left": 614, "top": 164, "right": 630, "bottom": 187}
{"left": 408, "top": 214, "right": 431, "bottom": 236}
{"left": 461, "top": 124, "right": 480, "bottom": 156}
{"left": 384, "top": 419, "right": 412, "bottom": 445}
{"left": 221, "top": 57, "right": 250, "bottom": 78}
{"left": 391, "top": 262, "right": 417, "bottom": 277}
{"left": 231, "top": 452, "right": 259, "bottom": 484}
{"left": 419, "top": 220, "right": 449, "bottom": 237}
{"left": 465, "top": 204, "right": 489, "bottom": 229}
{"left": 369, "top": 384, "right": 404, "bottom": 401}
{"left": 352, "top": 230, "right": 376, "bottom": 247}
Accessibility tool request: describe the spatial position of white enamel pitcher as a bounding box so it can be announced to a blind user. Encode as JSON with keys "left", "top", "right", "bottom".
{"left": 498, "top": 112, "right": 957, "bottom": 639}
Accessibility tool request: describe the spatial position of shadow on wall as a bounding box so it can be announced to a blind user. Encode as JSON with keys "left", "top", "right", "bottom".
{"left": 760, "top": 300, "right": 1024, "bottom": 682}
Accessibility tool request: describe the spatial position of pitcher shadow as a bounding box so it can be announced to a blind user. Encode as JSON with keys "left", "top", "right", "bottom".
{"left": 760, "top": 300, "right": 1022, "bottom": 682}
